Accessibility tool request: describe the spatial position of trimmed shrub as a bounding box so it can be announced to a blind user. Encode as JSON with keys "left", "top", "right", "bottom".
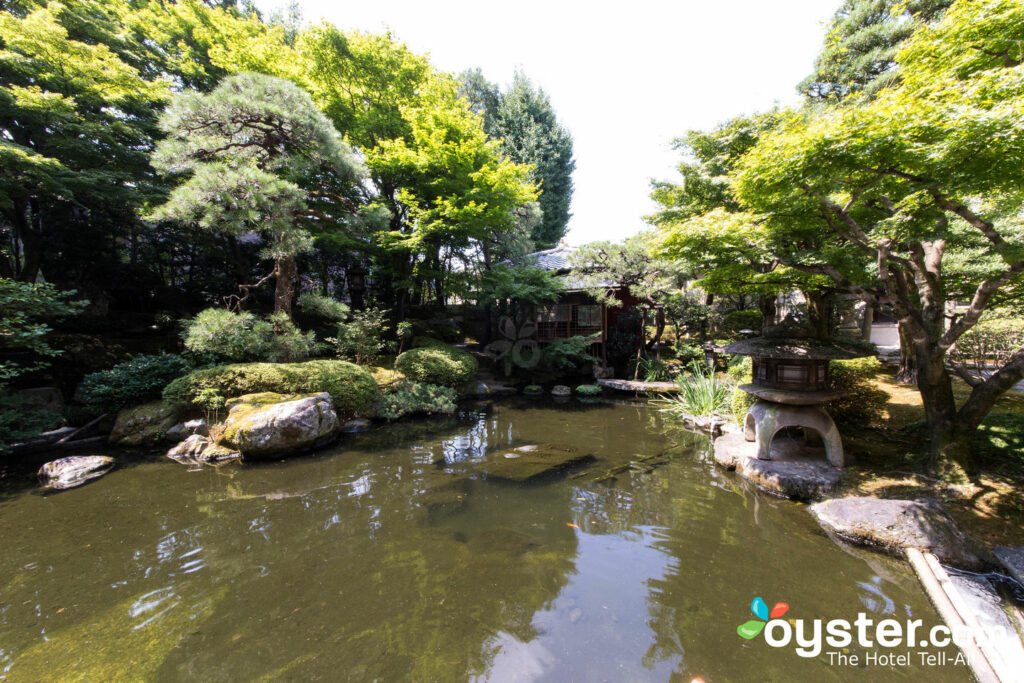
{"left": 731, "top": 386, "right": 757, "bottom": 425}
{"left": 394, "top": 346, "right": 478, "bottom": 387}
{"left": 827, "top": 357, "right": 888, "bottom": 426}
{"left": 374, "top": 381, "right": 458, "bottom": 421}
{"left": 162, "top": 360, "right": 378, "bottom": 417}
{"left": 411, "top": 336, "right": 448, "bottom": 350}
{"left": 726, "top": 355, "right": 752, "bottom": 382}
{"left": 575, "top": 384, "right": 602, "bottom": 396}
{"left": 79, "top": 354, "right": 188, "bottom": 410}
{"left": 182, "top": 308, "right": 318, "bottom": 365}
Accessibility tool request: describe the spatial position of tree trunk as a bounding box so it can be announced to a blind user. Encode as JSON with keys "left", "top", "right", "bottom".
{"left": 916, "top": 347, "right": 973, "bottom": 481}
{"left": 758, "top": 294, "right": 777, "bottom": 328}
{"left": 274, "top": 254, "right": 297, "bottom": 319}
{"left": 896, "top": 321, "right": 917, "bottom": 384}
{"left": 859, "top": 302, "right": 874, "bottom": 341}
{"left": 803, "top": 290, "right": 832, "bottom": 339}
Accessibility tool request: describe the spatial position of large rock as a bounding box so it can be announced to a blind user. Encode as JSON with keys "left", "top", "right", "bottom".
{"left": 109, "top": 401, "right": 179, "bottom": 446}
{"left": 713, "top": 431, "right": 840, "bottom": 500}
{"left": 218, "top": 392, "right": 339, "bottom": 458}
{"left": 38, "top": 456, "right": 114, "bottom": 490}
{"left": 167, "top": 434, "right": 239, "bottom": 465}
{"left": 166, "top": 418, "right": 208, "bottom": 442}
{"left": 809, "top": 497, "right": 981, "bottom": 568}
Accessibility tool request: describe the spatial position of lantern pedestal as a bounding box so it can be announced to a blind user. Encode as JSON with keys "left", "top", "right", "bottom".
{"left": 742, "top": 399, "right": 844, "bottom": 468}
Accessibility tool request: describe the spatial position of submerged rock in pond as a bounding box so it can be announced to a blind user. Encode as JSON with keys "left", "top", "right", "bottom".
{"left": 218, "top": 392, "right": 339, "bottom": 458}
{"left": 468, "top": 528, "right": 539, "bottom": 555}
{"left": 809, "top": 497, "right": 981, "bottom": 569}
{"left": 109, "top": 400, "right": 180, "bottom": 446}
{"left": 474, "top": 444, "right": 595, "bottom": 482}
{"left": 341, "top": 418, "right": 371, "bottom": 434}
{"left": 551, "top": 385, "right": 571, "bottom": 397}
{"left": 37, "top": 455, "right": 114, "bottom": 490}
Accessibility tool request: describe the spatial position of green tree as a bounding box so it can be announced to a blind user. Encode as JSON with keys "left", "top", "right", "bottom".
{"left": 0, "top": 0, "right": 169, "bottom": 283}
{"left": 733, "top": 0, "right": 1024, "bottom": 478}
{"left": 799, "top": 0, "right": 951, "bottom": 101}
{"left": 148, "top": 72, "right": 365, "bottom": 318}
{"left": 570, "top": 233, "right": 689, "bottom": 349}
{"left": 0, "top": 278, "right": 86, "bottom": 381}
{"left": 460, "top": 69, "right": 575, "bottom": 248}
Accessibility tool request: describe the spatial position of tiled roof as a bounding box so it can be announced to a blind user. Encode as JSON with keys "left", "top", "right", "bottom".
{"left": 520, "top": 244, "right": 574, "bottom": 272}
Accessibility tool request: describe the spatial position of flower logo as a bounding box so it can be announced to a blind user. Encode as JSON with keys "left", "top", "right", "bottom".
{"left": 737, "top": 596, "right": 789, "bottom": 640}
{"left": 484, "top": 316, "right": 540, "bottom": 369}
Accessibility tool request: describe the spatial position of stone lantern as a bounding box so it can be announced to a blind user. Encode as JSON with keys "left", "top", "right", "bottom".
{"left": 725, "top": 326, "right": 874, "bottom": 468}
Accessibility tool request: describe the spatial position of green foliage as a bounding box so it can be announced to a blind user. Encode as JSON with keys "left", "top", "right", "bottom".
{"left": 799, "top": 0, "right": 952, "bottom": 101}
{"left": 541, "top": 336, "right": 595, "bottom": 371}
{"left": 182, "top": 308, "right": 318, "bottom": 365}
{"left": 78, "top": 354, "right": 188, "bottom": 410}
{"left": 460, "top": 69, "right": 575, "bottom": 248}
{"left": 726, "top": 355, "right": 753, "bottom": 382}
{"left": 374, "top": 381, "right": 458, "bottom": 421}
{"left": 673, "top": 342, "right": 705, "bottom": 366}
{"left": 633, "top": 356, "right": 672, "bottom": 382}
{"left": 394, "top": 346, "right": 479, "bottom": 387}
{"left": 827, "top": 357, "right": 889, "bottom": 426}
{"left": 719, "top": 310, "right": 763, "bottom": 336}
{"left": 731, "top": 386, "right": 757, "bottom": 424}
{"left": 658, "top": 362, "right": 733, "bottom": 418}
{"left": 148, "top": 72, "right": 365, "bottom": 316}
{"left": 327, "top": 307, "right": 389, "bottom": 365}
{"left": 162, "top": 360, "right": 378, "bottom": 417}
{"left": 476, "top": 264, "right": 562, "bottom": 307}
{"left": 411, "top": 336, "right": 449, "bottom": 350}
{"left": 297, "top": 292, "right": 350, "bottom": 322}
{"left": 574, "top": 384, "right": 601, "bottom": 396}
{"left": 0, "top": 390, "right": 63, "bottom": 451}
{"left": 949, "top": 316, "right": 1024, "bottom": 376}
{"left": 195, "top": 387, "right": 226, "bottom": 424}
{"left": 0, "top": 279, "right": 86, "bottom": 381}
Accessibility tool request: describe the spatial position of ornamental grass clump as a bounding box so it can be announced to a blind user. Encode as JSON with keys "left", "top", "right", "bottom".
{"left": 657, "top": 362, "right": 732, "bottom": 418}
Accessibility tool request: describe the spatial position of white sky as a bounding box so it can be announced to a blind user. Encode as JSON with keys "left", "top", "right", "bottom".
{"left": 258, "top": 0, "right": 842, "bottom": 245}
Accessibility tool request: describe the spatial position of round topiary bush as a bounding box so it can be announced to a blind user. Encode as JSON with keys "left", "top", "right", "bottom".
{"left": 393, "top": 346, "right": 478, "bottom": 387}
{"left": 162, "top": 360, "right": 378, "bottom": 417}
{"left": 575, "top": 384, "right": 602, "bottom": 396}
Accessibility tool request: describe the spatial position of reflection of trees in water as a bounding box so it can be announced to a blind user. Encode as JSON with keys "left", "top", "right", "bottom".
{"left": 0, "top": 408, "right": 582, "bottom": 680}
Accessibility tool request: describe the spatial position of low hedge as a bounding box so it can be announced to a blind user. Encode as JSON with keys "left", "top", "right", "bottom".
{"left": 393, "top": 345, "right": 478, "bottom": 387}
{"left": 162, "top": 360, "right": 378, "bottom": 417}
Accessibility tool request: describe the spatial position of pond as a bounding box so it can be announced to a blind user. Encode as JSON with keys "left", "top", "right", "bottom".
{"left": 0, "top": 398, "right": 966, "bottom": 681}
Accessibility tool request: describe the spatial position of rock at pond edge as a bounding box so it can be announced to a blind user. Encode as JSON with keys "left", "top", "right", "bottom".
{"left": 38, "top": 455, "right": 114, "bottom": 490}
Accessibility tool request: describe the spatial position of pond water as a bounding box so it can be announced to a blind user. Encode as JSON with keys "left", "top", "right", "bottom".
{"left": 0, "top": 398, "right": 967, "bottom": 681}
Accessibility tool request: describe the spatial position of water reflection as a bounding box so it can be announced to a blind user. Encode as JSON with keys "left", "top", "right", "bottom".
{"left": 0, "top": 399, "right": 967, "bottom": 681}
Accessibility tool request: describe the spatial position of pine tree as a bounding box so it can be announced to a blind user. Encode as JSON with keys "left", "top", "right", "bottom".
{"left": 799, "top": 0, "right": 951, "bottom": 101}
{"left": 148, "top": 73, "right": 364, "bottom": 319}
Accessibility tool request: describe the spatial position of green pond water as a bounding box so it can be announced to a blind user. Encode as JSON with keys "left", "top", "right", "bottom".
{"left": 0, "top": 398, "right": 967, "bottom": 681}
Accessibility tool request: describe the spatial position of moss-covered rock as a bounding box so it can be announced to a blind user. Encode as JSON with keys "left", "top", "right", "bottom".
{"left": 162, "top": 360, "right": 378, "bottom": 418}
{"left": 218, "top": 392, "right": 339, "bottom": 458}
{"left": 393, "top": 346, "right": 478, "bottom": 387}
{"left": 109, "top": 400, "right": 180, "bottom": 446}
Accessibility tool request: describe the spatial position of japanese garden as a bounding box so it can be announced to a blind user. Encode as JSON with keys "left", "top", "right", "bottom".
{"left": 2, "top": 0, "right": 1024, "bottom": 680}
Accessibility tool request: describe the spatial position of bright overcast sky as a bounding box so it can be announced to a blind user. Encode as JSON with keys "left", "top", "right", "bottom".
{"left": 258, "top": 0, "right": 842, "bottom": 245}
